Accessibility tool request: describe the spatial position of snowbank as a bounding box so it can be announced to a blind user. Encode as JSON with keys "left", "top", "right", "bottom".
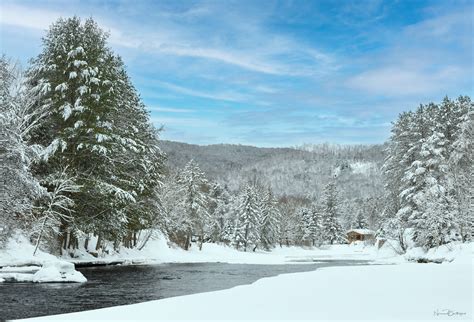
{"left": 70, "top": 232, "right": 401, "bottom": 266}
{"left": 31, "top": 261, "right": 86, "bottom": 283}
{"left": 21, "top": 248, "right": 472, "bottom": 321}
{"left": 405, "top": 242, "right": 473, "bottom": 263}
{"left": 0, "top": 234, "right": 86, "bottom": 283}
{"left": 0, "top": 261, "right": 86, "bottom": 283}
{"left": 0, "top": 233, "right": 58, "bottom": 267}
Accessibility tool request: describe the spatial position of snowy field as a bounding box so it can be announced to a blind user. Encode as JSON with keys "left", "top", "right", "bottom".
{"left": 18, "top": 243, "right": 472, "bottom": 321}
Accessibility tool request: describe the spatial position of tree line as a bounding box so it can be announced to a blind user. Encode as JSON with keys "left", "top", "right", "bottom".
{"left": 160, "top": 161, "right": 347, "bottom": 252}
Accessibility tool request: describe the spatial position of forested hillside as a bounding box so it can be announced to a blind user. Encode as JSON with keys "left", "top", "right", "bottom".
{"left": 160, "top": 141, "right": 385, "bottom": 201}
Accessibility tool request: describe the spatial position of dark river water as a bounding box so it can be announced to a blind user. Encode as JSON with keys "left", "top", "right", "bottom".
{"left": 0, "top": 260, "right": 368, "bottom": 320}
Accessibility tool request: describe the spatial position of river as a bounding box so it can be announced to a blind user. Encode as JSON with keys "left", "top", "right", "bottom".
{"left": 0, "top": 260, "right": 369, "bottom": 320}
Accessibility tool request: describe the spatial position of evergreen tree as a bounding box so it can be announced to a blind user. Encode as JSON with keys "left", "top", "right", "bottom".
{"left": 232, "top": 185, "right": 261, "bottom": 252}
{"left": 449, "top": 97, "right": 474, "bottom": 242}
{"left": 353, "top": 210, "right": 368, "bottom": 229}
{"left": 321, "top": 182, "right": 344, "bottom": 244}
{"left": 310, "top": 205, "right": 324, "bottom": 246}
{"left": 382, "top": 111, "right": 416, "bottom": 240}
{"left": 259, "top": 188, "right": 280, "bottom": 250}
{"left": 208, "top": 182, "right": 232, "bottom": 243}
{"left": 25, "top": 17, "right": 163, "bottom": 252}
{"left": 400, "top": 131, "right": 457, "bottom": 248}
{"left": 295, "top": 207, "right": 315, "bottom": 246}
{"left": 176, "top": 160, "right": 209, "bottom": 250}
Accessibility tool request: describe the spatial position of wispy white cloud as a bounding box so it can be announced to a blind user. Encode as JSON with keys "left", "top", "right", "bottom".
{"left": 345, "top": 6, "right": 472, "bottom": 97}
{"left": 0, "top": 4, "right": 60, "bottom": 30}
{"left": 155, "top": 45, "right": 286, "bottom": 75}
{"left": 154, "top": 81, "right": 250, "bottom": 103}
{"left": 0, "top": 3, "right": 337, "bottom": 77}
{"left": 150, "top": 116, "right": 216, "bottom": 128}
{"left": 148, "top": 106, "right": 194, "bottom": 113}
{"left": 0, "top": 4, "right": 139, "bottom": 48}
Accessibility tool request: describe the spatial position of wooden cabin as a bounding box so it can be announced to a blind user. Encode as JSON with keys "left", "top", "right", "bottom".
{"left": 346, "top": 229, "right": 375, "bottom": 244}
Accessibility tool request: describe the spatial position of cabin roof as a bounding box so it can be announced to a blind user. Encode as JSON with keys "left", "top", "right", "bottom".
{"left": 346, "top": 229, "right": 375, "bottom": 235}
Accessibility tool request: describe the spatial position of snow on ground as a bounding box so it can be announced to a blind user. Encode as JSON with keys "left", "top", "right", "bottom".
{"left": 65, "top": 232, "right": 402, "bottom": 266}
{"left": 404, "top": 242, "right": 472, "bottom": 263}
{"left": 0, "top": 261, "right": 86, "bottom": 283}
{"left": 0, "top": 233, "right": 86, "bottom": 283}
{"left": 20, "top": 243, "right": 473, "bottom": 321}
{"left": 0, "top": 233, "right": 58, "bottom": 267}
{"left": 0, "top": 230, "right": 403, "bottom": 275}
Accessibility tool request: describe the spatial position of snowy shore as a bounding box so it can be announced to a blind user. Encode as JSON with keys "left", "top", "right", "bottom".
{"left": 0, "top": 234, "right": 87, "bottom": 283}
{"left": 1, "top": 231, "right": 468, "bottom": 284}
{"left": 0, "top": 233, "right": 384, "bottom": 283}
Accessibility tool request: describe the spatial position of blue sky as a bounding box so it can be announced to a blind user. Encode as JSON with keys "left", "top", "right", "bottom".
{"left": 1, "top": 0, "right": 472, "bottom": 147}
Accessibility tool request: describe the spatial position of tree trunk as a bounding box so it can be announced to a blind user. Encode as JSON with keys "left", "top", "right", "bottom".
{"left": 33, "top": 217, "right": 48, "bottom": 256}
{"left": 64, "top": 231, "right": 70, "bottom": 250}
{"left": 84, "top": 235, "right": 89, "bottom": 250}
{"left": 114, "top": 239, "right": 120, "bottom": 251}
{"left": 67, "top": 232, "right": 75, "bottom": 250}
{"left": 138, "top": 230, "right": 153, "bottom": 250}
{"left": 199, "top": 235, "right": 203, "bottom": 251}
{"left": 96, "top": 234, "right": 102, "bottom": 251}
{"left": 184, "top": 233, "right": 190, "bottom": 250}
{"left": 58, "top": 235, "right": 64, "bottom": 256}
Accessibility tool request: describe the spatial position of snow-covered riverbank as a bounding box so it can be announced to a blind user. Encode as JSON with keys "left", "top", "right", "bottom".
{"left": 2, "top": 231, "right": 468, "bottom": 283}
{"left": 19, "top": 243, "right": 472, "bottom": 321}
{"left": 0, "top": 232, "right": 383, "bottom": 283}
{"left": 0, "top": 235, "right": 87, "bottom": 283}
{"left": 1, "top": 231, "right": 399, "bottom": 272}
{"left": 66, "top": 234, "right": 399, "bottom": 266}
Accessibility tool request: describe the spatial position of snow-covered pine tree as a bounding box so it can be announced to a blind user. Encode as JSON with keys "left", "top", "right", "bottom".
{"left": 232, "top": 184, "right": 261, "bottom": 252}
{"left": 294, "top": 207, "right": 315, "bottom": 246}
{"left": 160, "top": 173, "right": 187, "bottom": 246}
{"left": 208, "top": 182, "right": 233, "bottom": 243}
{"left": 259, "top": 188, "right": 280, "bottom": 250}
{"left": 0, "top": 57, "right": 45, "bottom": 245}
{"left": 176, "top": 160, "right": 210, "bottom": 250}
{"left": 321, "top": 182, "right": 344, "bottom": 244}
{"left": 382, "top": 111, "right": 416, "bottom": 245}
{"left": 220, "top": 194, "right": 238, "bottom": 244}
{"left": 400, "top": 130, "right": 457, "bottom": 248}
{"left": 110, "top": 67, "right": 165, "bottom": 249}
{"left": 382, "top": 105, "right": 434, "bottom": 250}
{"left": 310, "top": 204, "right": 324, "bottom": 246}
{"left": 448, "top": 97, "right": 474, "bottom": 242}
{"left": 25, "top": 17, "right": 164, "bottom": 251}
{"left": 353, "top": 210, "right": 369, "bottom": 229}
